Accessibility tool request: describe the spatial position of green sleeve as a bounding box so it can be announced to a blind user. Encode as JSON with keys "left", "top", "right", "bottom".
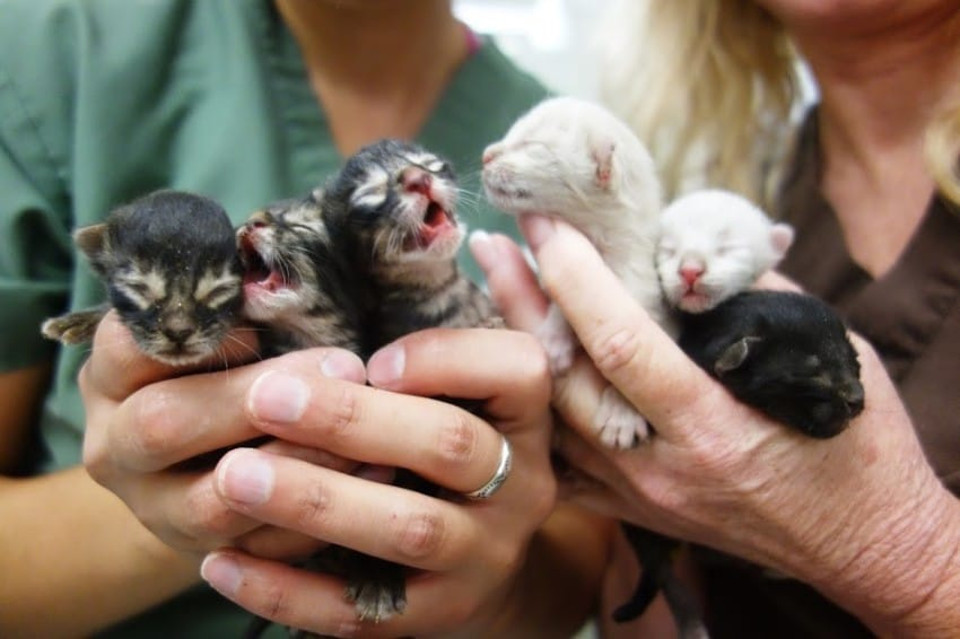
{"left": 0, "top": 61, "right": 73, "bottom": 370}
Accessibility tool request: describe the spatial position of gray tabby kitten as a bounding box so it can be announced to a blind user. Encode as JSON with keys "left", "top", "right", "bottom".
{"left": 41, "top": 190, "right": 243, "bottom": 366}
{"left": 325, "top": 138, "right": 501, "bottom": 356}
{"left": 236, "top": 189, "right": 362, "bottom": 357}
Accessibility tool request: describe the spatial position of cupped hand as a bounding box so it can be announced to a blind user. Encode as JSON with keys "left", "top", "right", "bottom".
{"left": 81, "top": 311, "right": 366, "bottom": 560}
{"left": 473, "top": 221, "right": 960, "bottom": 632}
{"left": 198, "top": 326, "right": 557, "bottom": 637}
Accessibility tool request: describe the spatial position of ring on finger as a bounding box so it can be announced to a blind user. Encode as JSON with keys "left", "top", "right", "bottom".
{"left": 463, "top": 435, "right": 512, "bottom": 501}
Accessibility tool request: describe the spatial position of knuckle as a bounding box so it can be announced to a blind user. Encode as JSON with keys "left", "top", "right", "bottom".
{"left": 293, "top": 480, "right": 331, "bottom": 532}
{"left": 128, "top": 389, "right": 182, "bottom": 468}
{"left": 321, "top": 384, "right": 361, "bottom": 440}
{"left": 588, "top": 323, "right": 644, "bottom": 378}
{"left": 257, "top": 580, "right": 292, "bottom": 621}
{"left": 183, "top": 483, "right": 237, "bottom": 539}
{"left": 393, "top": 507, "right": 446, "bottom": 561}
{"left": 435, "top": 411, "right": 480, "bottom": 471}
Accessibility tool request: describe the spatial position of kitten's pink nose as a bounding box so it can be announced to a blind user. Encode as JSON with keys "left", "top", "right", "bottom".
{"left": 679, "top": 264, "right": 705, "bottom": 286}
{"left": 401, "top": 168, "right": 432, "bottom": 195}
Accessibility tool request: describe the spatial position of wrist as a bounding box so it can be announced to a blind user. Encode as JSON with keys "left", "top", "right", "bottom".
{"left": 810, "top": 474, "right": 960, "bottom": 636}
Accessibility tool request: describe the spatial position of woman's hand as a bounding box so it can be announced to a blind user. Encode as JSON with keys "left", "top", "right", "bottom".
{"left": 473, "top": 220, "right": 960, "bottom": 636}
{"left": 81, "top": 311, "right": 365, "bottom": 560}
{"left": 197, "top": 327, "right": 557, "bottom": 637}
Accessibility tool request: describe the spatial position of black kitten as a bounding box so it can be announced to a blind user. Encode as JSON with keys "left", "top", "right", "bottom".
{"left": 679, "top": 290, "right": 864, "bottom": 438}
{"left": 41, "top": 190, "right": 243, "bottom": 365}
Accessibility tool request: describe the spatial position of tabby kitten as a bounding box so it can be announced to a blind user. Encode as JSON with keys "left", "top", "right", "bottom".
{"left": 236, "top": 189, "right": 362, "bottom": 357}
{"left": 41, "top": 190, "right": 243, "bottom": 366}
{"left": 325, "top": 138, "right": 501, "bottom": 356}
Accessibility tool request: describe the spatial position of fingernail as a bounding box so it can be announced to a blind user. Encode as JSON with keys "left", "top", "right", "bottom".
{"left": 320, "top": 349, "right": 364, "bottom": 381}
{"left": 468, "top": 230, "right": 499, "bottom": 273}
{"left": 201, "top": 552, "right": 243, "bottom": 596}
{"left": 248, "top": 371, "right": 309, "bottom": 424}
{"left": 218, "top": 449, "right": 274, "bottom": 505}
{"left": 519, "top": 214, "right": 555, "bottom": 251}
{"left": 366, "top": 343, "right": 405, "bottom": 389}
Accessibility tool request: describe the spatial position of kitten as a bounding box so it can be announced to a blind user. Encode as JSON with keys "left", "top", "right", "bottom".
{"left": 236, "top": 189, "right": 363, "bottom": 357}
{"left": 41, "top": 190, "right": 243, "bottom": 366}
{"left": 324, "top": 138, "right": 501, "bottom": 357}
{"left": 680, "top": 290, "right": 865, "bottom": 438}
{"left": 482, "top": 96, "right": 668, "bottom": 449}
{"left": 657, "top": 189, "right": 794, "bottom": 313}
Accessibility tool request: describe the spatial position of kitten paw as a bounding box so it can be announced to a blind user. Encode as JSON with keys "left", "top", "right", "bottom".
{"left": 594, "top": 386, "right": 649, "bottom": 449}
{"left": 41, "top": 308, "right": 107, "bottom": 345}
{"left": 346, "top": 581, "right": 406, "bottom": 624}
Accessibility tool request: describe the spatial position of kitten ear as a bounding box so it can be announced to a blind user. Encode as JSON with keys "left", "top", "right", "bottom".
{"left": 73, "top": 223, "right": 111, "bottom": 274}
{"left": 715, "top": 336, "right": 762, "bottom": 374}
{"left": 590, "top": 138, "right": 616, "bottom": 189}
{"left": 769, "top": 223, "right": 795, "bottom": 259}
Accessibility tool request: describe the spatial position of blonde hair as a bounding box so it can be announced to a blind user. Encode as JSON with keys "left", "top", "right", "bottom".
{"left": 600, "top": 0, "right": 960, "bottom": 208}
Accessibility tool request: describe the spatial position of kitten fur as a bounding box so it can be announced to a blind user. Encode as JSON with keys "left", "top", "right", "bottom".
{"left": 680, "top": 290, "right": 865, "bottom": 438}
{"left": 325, "top": 138, "right": 501, "bottom": 356}
{"left": 482, "top": 96, "right": 668, "bottom": 449}
{"left": 657, "top": 189, "right": 794, "bottom": 312}
{"left": 41, "top": 190, "right": 243, "bottom": 366}
{"left": 236, "top": 189, "right": 363, "bottom": 357}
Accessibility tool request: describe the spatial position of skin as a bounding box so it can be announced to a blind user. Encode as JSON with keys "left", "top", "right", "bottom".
{"left": 474, "top": 220, "right": 960, "bottom": 637}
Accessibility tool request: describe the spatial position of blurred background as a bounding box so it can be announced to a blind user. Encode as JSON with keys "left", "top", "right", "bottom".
{"left": 453, "top": 0, "right": 609, "bottom": 99}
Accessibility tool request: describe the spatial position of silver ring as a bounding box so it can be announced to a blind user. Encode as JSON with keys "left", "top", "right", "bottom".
{"left": 464, "top": 436, "right": 512, "bottom": 500}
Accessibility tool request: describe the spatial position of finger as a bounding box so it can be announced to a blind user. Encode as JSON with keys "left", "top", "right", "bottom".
{"left": 200, "top": 550, "right": 366, "bottom": 638}
{"left": 366, "top": 327, "right": 551, "bottom": 427}
{"left": 754, "top": 270, "right": 804, "bottom": 292}
{"left": 213, "top": 448, "right": 478, "bottom": 571}
{"left": 519, "top": 215, "right": 717, "bottom": 431}
{"left": 82, "top": 311, "right": 260, "bottom": 401}
{"left": 103, "top": 348, "right": 365, "bottom": 472}
{"left": 469, "top": 230, "right": 549, "bottom": 332}
{"left": 247, "top": 357, "right": 520, "bottom": 494}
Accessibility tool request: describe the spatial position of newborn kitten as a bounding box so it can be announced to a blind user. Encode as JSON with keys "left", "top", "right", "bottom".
{"left": 325, "top": 138, "right": 501, "bottom": 355}
{"left": 657, "top": 189, "right": 794, "bottom": 312}
{"left": 680, "top": 290, "right": 865, "bottom": 438}
{"left": 482, "top": 96, "right": 668, "bottom": 449}
{"left": 236, "top": 189, "right": 363, "bottom": 357}
{"left": 41, "top": 190, "right": 243, "bottom": 365}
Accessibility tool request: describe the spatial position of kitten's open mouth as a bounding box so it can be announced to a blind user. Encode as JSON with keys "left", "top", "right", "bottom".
{"left": 406, "top": 201, "right": 457, "bottom": 251}
{"left": 237, "top": 231, "right": 298, "bottom": 292}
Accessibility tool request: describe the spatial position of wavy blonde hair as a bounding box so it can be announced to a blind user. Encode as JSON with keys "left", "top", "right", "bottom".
{"left": 600, "top": 0, "right": 960, "bottom": 209}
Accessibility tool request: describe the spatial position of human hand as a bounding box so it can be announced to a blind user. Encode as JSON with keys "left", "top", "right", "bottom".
{"left": 81, "top": 311, "right": 365, "bottom": 561}
{"left": 473, "top": 220, "right": 960, "bottom": 634}
{"left": 198, "top": 326, "right": 556, "bottom": 637}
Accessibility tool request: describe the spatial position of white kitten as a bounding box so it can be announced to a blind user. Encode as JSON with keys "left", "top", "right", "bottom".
{"left": 482, "top": 96, "right": 670, "bottom": 449}
{"left": 657, "top": 189, "right": 794, "bottom": 313}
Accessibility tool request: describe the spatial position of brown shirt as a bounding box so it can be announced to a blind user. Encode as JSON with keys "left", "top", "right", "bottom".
{"left": 700, "top": 110, "right": 960, "bottom": 638}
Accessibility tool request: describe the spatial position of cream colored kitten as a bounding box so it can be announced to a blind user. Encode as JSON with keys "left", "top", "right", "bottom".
{"left": 482, "top": 96, "right": 670, "bottom": 449}
{"left": 657, "top": 189, "right": 794, "bottom": 313}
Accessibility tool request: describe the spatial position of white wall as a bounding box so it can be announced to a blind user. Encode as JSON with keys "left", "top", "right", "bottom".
{"left": 454, "top": 0, "right": 612, "bottom": 99}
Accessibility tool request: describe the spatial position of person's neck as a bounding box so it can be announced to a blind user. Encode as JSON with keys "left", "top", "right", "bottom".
{"left": 788, "top": 5, "right": 960, "bottom": 275}
{"left": 274, "top": 0, "right": 469, "bottom": 155}
{"left": 791, "top": 6, "right": 960, "bottom": 181}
